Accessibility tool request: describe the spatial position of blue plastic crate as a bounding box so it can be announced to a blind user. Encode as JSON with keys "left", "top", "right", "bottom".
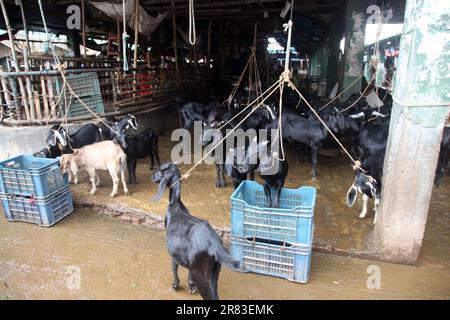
{"left": 0, "top": 155, "right": 69, "bottom": 197}
{"left": 231, "top": 181, "right": 316, "bottom": 246}
{"left": 1, "top": 186, "right": 74, "bottom": 227}
{"left": 231, "top": 235, "right": 313, "bottom": 283}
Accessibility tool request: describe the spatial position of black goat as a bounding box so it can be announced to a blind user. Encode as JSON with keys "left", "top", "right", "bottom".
{"left": 435, "top": 127, "right": 450, "bottom": 187}
{"left": 356, "top": 120, "right": 389, "bottom": 160}
{"left": 265, "top": 109, "right": 340, "bottom": 179}
{"left": 97, "top": 114, "right": 139, "bottom": 140}
{"left": 346, "top": 151, "right": 385, "bottom": 224}
{"left": 46, "top": 123, "right": 106, "bottom": 154}
{"left": 233, "top": 137, "right": 288, "bottom": 207}
{"left": 225, "top": 146, "right": 255, "bottom": 189}
{"left": 151, "top": 163, "right": 240, "bottom": 300}
{"left": 177, "top": 98, "right": 221, "bottom": 130}
{"left": 125, "top": 128, "right": 160, "bottom": 184}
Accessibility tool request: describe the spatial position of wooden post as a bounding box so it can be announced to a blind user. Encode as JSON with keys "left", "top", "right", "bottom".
{"left": 81, "top": 0, "right": 87, "bottom": 57}
{"left": 133, "top": 0, "right": 139, "bottom": 68}
{"left": 0, "top": 0, "right": 30, "bottom": 120}
{"left": 370, "top": 0, "right": 450, "bottom": 264}
{"left": 18, "top": 0, "right": 31, "bottom": 56}
{"left": 171, "top": 0, "right": 180, "bottom": 88}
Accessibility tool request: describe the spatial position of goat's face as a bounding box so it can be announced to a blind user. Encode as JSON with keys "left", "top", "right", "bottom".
{"left": 47, "top": 127, "right": 67, "bottom": 147}
{"left": 346, "top": 167, "right": 378, "bottom": 207}
{"left": 151, "top": 162, "right": 181, "bottom": 202}
{"left": 126, "top": 114, "right": 138, "bottom": 130}
{"left": 225, "top": 146, "right": 248, "bottom": 176}
{"left": 59, "top": 154, "right": 73, "bottom": 174}
{"left": 115, "top": 130, "right": 128, "bottom": 149}
{"left": 200, "top": 121, "right": 222, "bottom": 147}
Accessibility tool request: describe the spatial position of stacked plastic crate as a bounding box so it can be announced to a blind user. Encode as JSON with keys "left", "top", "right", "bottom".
{"left": 0, "top": 155, "right": 73, "bottom": 226}
{"left": 64, "top": 72, "right": 105, "bottom": 118}
{"left": 230, "top": 181, "right": 316, "bottom": 283}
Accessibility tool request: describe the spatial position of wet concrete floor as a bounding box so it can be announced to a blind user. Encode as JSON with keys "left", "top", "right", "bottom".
{"left": 0, "top": 133, "right": 449, "bottom": 299}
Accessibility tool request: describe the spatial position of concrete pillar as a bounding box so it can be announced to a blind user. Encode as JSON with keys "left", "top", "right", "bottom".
{"left": 372, "top": 0, "right": 450, "bottom": 264}
{"left": 341, "top": 0, "right": 366, "bottom": 99}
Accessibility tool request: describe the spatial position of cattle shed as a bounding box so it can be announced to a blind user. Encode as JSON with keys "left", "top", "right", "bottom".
{"left": 0, "top": 0, "right": 449, "bottom": 300}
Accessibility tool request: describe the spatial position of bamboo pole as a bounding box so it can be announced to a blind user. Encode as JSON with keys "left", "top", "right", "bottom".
{"left": 0, "top": 66, "right": 12, "bottom": 109}
{"left": 171, "top": 0, "right": 180, "bottom": 88}
{"left": 0, "top": 0, "right": 30, "bottom": 120}
{"left": 81, "top": 0, "right": 87, "bottom": 58}
{"left": 47, "top": 77, "right": 56, "bottom": 118}
{"left": 40, "top": 71, "right": 49, "bottom": 118}
{"left": 18, "top": 0, "right": 31, "bottom": 56}
{"left": 34, "top": 91, "right": 42, "bottom": 120}
{"left": 22, "top": 49, "right": 36, "bottom": 119}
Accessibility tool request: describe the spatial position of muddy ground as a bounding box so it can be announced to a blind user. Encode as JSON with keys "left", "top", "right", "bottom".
{"left": 0, "top": 133, "right": 449, "bottom": 299}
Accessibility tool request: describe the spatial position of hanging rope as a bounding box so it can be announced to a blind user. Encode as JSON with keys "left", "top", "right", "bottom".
{"left": 37, "top": 0, "right": 60, "bottom": 66}
{"left": 188, "top": 0, "right": 196, "bottom": 45}
{"left": 122, "top": 0, "right": 129, "bottom": 71}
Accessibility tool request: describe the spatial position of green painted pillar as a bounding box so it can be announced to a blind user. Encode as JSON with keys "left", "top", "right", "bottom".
{"left": 342, "top": 0, "right": 366, "bottom": 99}
{"left": 371, "top": 0, "right": 450, "bottom": 264}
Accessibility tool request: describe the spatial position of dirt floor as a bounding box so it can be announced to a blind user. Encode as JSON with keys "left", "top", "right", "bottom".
{"left": 0, "top": 133, "right": 449, "bottom": 299}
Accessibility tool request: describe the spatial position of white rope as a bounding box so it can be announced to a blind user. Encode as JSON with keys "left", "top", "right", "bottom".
{"left": 188, "top": 0, "right": 196, "bottom": 45}
{"left": 122, "top": 0, "right": 129, "bottom": 71}
{"left": 318, "top": 73, "right": 365, "bottom": 111}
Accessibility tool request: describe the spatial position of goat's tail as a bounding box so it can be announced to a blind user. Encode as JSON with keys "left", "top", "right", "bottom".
{"left": 215, "top": 246, "right": 241, "bottom": 271}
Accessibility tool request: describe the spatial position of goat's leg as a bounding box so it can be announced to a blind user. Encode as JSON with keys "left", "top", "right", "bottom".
{"left": 87, "top": 168, "right": 97, "bottom": 195}
{"left": 263, "top": 183, "right": 272, "bottom": 207}
{"left": 171, "top": 259, "right": 180, "bottom": 291}
{"left": 95, "top": 172, "right": 101, "bottom": 187}
{"left": 190, "top": 270, "right": 215, "bottom": 300}
{"left": 359, "top": 194, "right": 369, "bottom": 219}
{"left": 273, "top": 181, "right": 283, "bottom": 208}
{"left": 153, "top": 140, "right": 161, "bottom": 168}
{"left": 188, "top": 271, "right": 197, "bottom": 295}
{"left": 121, "top": 165, "right": 130, "bottom": 195}
{"left": 249, "top": 169, "right": 255, "bottom": 180}
{"left": 210, "top": 262, "right": 221, "bottom": 300}
{"left": 107, "top": 166, "right": 120, "bottom": 197}
{"left": 149, "top": 152, "right": 155, "bottom": 170}
{"left": 311, "top": 147, "right": 318, "bottom": 179}
{"left": 215, "top": 164, "right": 225, "bottom": 188}
{"left": 373, "top": 196, "right": 380, "bottom": 224}
{"left": 132, "top": 159, "right": 137, "bottom": 184}
{"left": 127, "top": 160, "right": 133, "bottom": 184}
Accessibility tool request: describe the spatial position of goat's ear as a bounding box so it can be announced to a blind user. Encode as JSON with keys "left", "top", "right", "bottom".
{"left": 151, "top": 176, "right": 170, "bottom": 202}
{"left": 346, "top": 185, "right": 358, "bottom": 207}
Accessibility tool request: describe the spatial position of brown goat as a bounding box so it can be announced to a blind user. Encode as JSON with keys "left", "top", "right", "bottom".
{"left": 60, "top": 140, "right": 129, "bottom": 197}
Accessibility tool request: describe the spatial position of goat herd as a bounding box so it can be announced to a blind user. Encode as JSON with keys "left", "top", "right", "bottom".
{"left": 30, "top": 84, "right": 449, "bottom": 300}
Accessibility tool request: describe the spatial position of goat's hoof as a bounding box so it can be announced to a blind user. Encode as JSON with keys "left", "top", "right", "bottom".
{"left": 90, "top": 190, "right": 96, "bottom": 196}
{"left": 110, "top": 193, "right": 116, "bottom": 198}
{"left": 172, "top": 283, "right": 180, "bottom": 291}
{"left": 189, "top": 283, "right": 197, "bottom": 295}
{"left": 124, "top": 190, "right": 130, "bottom": 195}
{"left": 359, "top": 213, "right": 366, "bottom": 219}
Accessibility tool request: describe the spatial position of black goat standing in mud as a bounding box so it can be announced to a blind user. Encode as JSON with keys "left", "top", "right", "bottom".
{"left": 151, "top": 163, "right": 240, "bottom": 300}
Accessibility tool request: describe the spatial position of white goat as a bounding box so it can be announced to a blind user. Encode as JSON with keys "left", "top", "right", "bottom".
{"left": 60, "top": 140, "right": 129, "bottom": 197}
